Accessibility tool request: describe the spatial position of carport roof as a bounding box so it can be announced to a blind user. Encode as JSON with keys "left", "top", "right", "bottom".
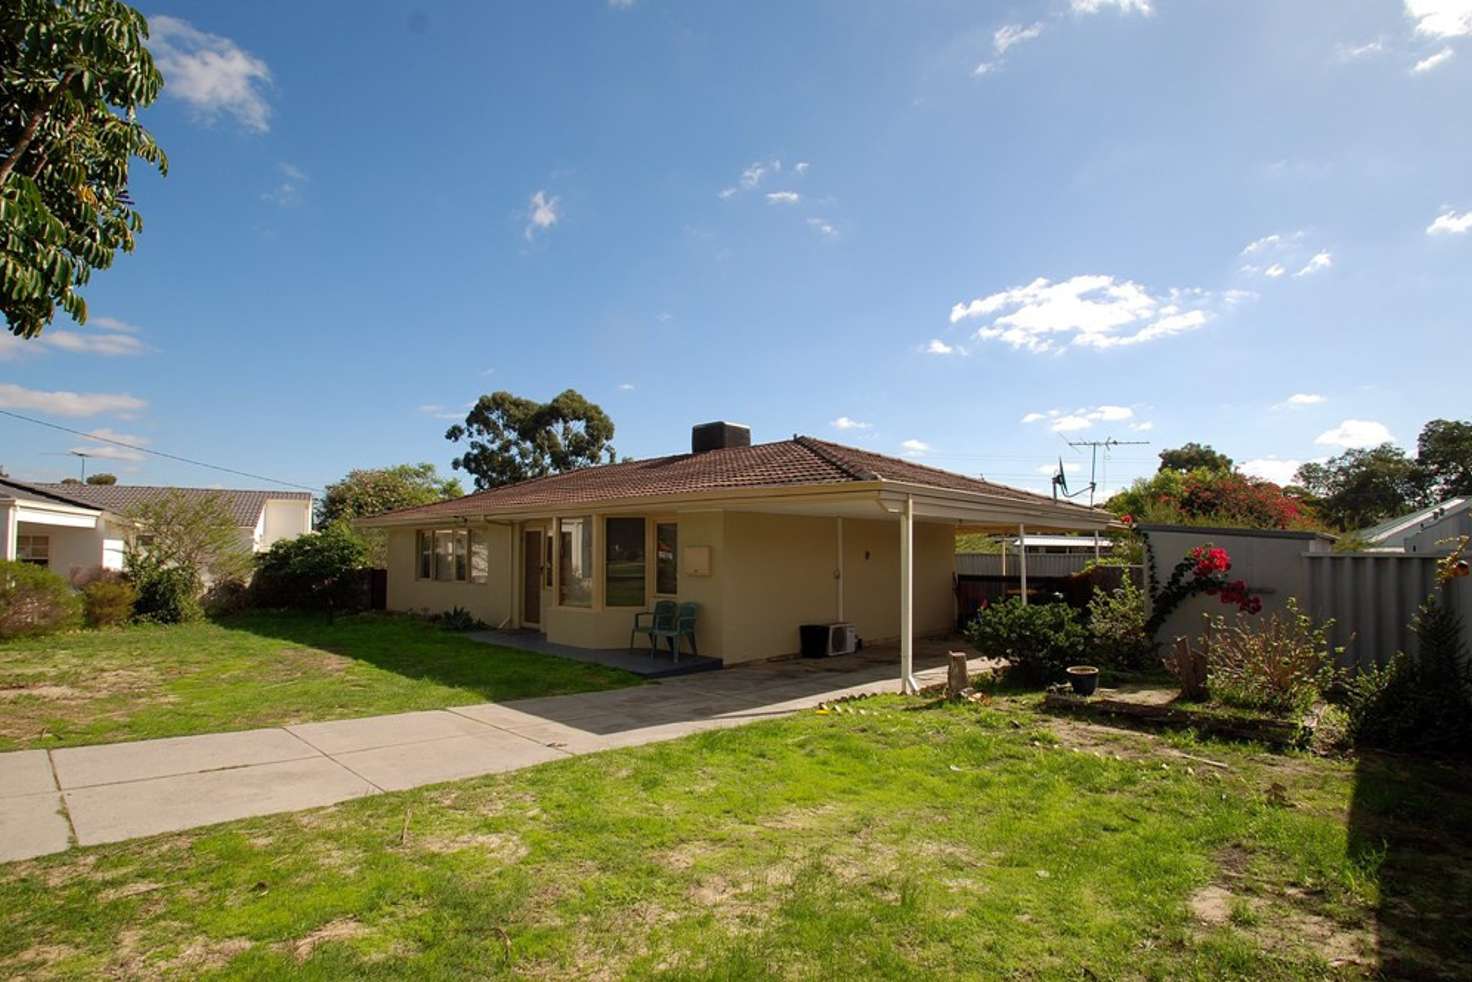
{"left": 362, "top": 436, "right": 1104, "bottom": 524}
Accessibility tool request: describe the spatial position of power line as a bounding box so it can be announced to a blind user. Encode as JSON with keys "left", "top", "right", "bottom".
{"left": 0, "top": 409, "right": 322, "bottom": 493}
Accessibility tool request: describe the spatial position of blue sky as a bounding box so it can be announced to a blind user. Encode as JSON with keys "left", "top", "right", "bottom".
{"left": 2, "top": 0, "right": 1469, "bottom": 499}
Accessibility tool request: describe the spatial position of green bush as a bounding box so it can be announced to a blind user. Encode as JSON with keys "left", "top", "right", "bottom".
{"left": 965, "top": 598, "right": 1088, "bottom": 685}
{"left": 252, "top": 523, "right": 368, "bottom": 614}
{"left": 1086, "top": 577, "right": 1155, "bottom": 671}
{"left": 1200, "top": 598, "right": 1340, "bottom": 717}
{"left": 127, "top": 554, "right": 203, "bottom": 624}
{"left": 1343, "top": 596, "right": 1471, "bottom": 754}
{"left": 438, "top": 605, "right": 486, "bottom": 632}
{"left": 81, "top": 573, "right": 137, "bottom": 627}
{"left": 0, "top": 560, "right": 82, "bottom": 639}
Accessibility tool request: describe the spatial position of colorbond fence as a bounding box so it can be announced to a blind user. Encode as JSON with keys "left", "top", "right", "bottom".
{"left": 1303, "top": 553, "right": 1471, "bottom": 670}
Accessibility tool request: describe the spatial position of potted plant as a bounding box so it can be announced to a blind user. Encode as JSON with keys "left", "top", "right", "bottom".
{"left": 1066, "top": 665, "right": 1100, "bottom": 697}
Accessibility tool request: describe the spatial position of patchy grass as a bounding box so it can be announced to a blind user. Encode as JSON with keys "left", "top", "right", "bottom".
{"left": 3, "top": 692, "right": 1469, "bottom": 978}
{"left": 0, "top": 612, "right": 638, "bottom": 750}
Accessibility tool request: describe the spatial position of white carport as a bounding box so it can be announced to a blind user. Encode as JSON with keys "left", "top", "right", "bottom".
{"left": 0, "top": 492, "right": 123, "bottom": 579}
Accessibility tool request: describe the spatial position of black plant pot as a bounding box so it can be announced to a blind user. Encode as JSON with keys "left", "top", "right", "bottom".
{"left": 1066, "top": 666, "right": 1100, "bottom": 697}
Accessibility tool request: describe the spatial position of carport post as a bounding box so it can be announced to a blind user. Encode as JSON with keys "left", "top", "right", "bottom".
{"left": 1018, "top": 523, "right": 1028, "bottom": 606}
{"left": 899, "top": 495, "right": 919, "bottom": 694}
{"left": 0, "top": 500, "right": 16, "bottom": 562}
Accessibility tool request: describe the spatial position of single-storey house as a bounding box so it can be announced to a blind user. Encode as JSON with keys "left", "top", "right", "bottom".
{"left": 360, "top": 422, "right": 1112, "bottom": 688}
{"left": 0, "top": 478, "right": 313, "bottom": 582}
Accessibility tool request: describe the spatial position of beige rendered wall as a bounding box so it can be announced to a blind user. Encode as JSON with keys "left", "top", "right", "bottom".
{"left": 717, "top": 512, "right": 956, "bottom": 664}
{"left": 384, "top": 525, "right": 515, "bottom": 626}
{"left": 262, "top": 499, "right": 312, "bottom": 549}
{"left": 17, "top": 521, "right": 100, "bottom": 583}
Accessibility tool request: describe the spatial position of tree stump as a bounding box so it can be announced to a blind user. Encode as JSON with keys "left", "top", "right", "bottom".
{"left": 946, "top": 651, "right": 969, "bottom": 700}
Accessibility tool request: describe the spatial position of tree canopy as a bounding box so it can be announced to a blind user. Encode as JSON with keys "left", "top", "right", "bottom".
{"left": 318, "top": 463, "right": 463, "bottom": 527}
{"left": 123, "top": 490, "right": 252, "bottom": 585}
{"left": 2, "top": 0, "right": 167, "bottom": 338}
{"left": 1107, "top": 468, "right": 1310, "bottom": 530}
{"left": 85, "top": 472, "right": 115, "bottom": 485}
{"left": 445, "top": 390, "right": 616, "bottom": 491}
{"left": 1157, "top": 442, "right": 1233, "bottom": 474}
{"left": 1416, "top": 418, "right": 1472, "bottom": 501}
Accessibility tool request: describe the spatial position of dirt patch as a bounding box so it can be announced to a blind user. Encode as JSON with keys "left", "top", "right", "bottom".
{"left": 166, "top": 936, "right": 254, "bottom": 972}
{"left": 98, "top": 881, "right": 164, "bottom": 902}
{"left": 656, "top": 840, "right": 718, "bottom": 872}
{"left": 417, "top": 831, "right": 528, "bottom": 863}
{"left": 764, "top": 803, "right": 840, "bottom": 830}
{"left": 288, "top": 918, "right": 367, "bottom": 962}
{"left": 0, "top": 684, "right": 83, "bottom": 701}
{"left": 12, "top": 943, "right": 80, "bottom": 969}
{"left": 1188, "top": 884, "right": 1234, "bottom": 925}
{"left": 280, "top": 647, "right": 353, "bottom": 675}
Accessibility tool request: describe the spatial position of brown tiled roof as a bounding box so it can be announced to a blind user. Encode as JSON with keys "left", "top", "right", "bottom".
{"left": 364, "top": 436, "right": 1097, "bottom": 523}
{"left": 21, "top": 483, "right": 311, "bottom": 527}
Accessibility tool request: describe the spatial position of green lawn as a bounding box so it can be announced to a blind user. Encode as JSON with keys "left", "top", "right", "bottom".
{"left": 0, "top": 613, "right": 638, "bottom": 751}
{"left": 3, "top": 691, "right": 1468, "bottom": 978}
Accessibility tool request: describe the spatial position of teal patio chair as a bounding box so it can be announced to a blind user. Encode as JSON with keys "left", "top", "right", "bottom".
{"left": 631, "top": 600, "right": 678, "bottom": 655}
{"left": 651, "top": 602, "right": 699, "bottom": 662}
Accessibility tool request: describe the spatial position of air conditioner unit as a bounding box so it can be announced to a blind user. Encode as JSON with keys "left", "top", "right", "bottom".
{"left": 800, "top": 622, "right": 859, "bottom": 658}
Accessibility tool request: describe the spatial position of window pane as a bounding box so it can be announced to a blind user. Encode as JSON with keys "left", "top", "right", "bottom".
{"left": 435, "top": 531, "right": 455, "bottom": 581}
{"left": 417, "top": 531, "right": 432, "bottom": 579}
{"left": 470, "top": 530, "right": 490, "bottom": 583}
{"left": 605, "top": 517, "right": 645, "bottom": 607}
{"left": 454, "top": 531, "right": 468, "bottom": 581}
{"left": 558, "top": 516, "right": 593, "bottom": 607}
{"left": 656, "top": 522, "right": 678, "bottom": 595}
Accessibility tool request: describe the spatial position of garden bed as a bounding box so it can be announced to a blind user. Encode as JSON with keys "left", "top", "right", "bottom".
{"left": 1042, "top": 685, "right": 1318, "bottom": 748}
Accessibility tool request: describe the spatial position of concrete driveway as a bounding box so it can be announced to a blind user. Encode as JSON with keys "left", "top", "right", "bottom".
{"left": 1, "top": 640, "right": 986, "bottom": 863}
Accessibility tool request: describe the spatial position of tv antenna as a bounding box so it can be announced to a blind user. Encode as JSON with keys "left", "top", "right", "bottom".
{"left": 1058, "top": 437, "right": 1150, "bottom": 507}
{"left": 43, "top": 449, "right": 93, "bottom": 481}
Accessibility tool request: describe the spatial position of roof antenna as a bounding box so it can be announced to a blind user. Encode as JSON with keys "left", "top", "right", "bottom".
{"left": 42, "top": 449, "right": 92, "bottom": 481}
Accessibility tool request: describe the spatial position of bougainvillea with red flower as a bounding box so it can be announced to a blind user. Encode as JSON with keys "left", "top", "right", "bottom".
{"left": 1144, "top": 541, "right": 1263, "bottom": 636}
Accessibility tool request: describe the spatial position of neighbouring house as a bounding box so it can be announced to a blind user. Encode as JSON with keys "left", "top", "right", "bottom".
{"left": 0, "top": 478, "right": 313, "bottom": 582}
{"left": 359, "top": 422, "right": 1112, "bottom": 680}
{"left": 1355, "top": 497, "right": 1471, "bottom": 555}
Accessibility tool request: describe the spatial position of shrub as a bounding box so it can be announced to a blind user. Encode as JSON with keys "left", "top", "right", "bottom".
{"left": 1199, "top": 598, "right": 1341, "bottom": 717}
{"left": 127, "top": 553, "right": 203, "bottom": 624}
{"left": 1343, "top": 596, "right": 1472, "bottom": 754}
{"left": 438, "top": 605, "right": 486, "bottom": 631}
{"left": 252, "top": 523, "right": 369, "bottom": 615}
{"left": 201, "top": 578, "right": 251, "bottom": 617}
{"left": 965, "top": 598, "right": 1088, "bottom": 685}
{"left": 0, "top": 560, "right": 82, "bottom": 639}
{"left": 1086, "top": 576, "right": 1155, "bottom": 671}
{"left": 81, "top": 573, "right": 137, "bottom": 627}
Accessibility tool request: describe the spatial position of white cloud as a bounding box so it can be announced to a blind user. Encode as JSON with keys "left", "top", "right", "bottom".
{"left": 766, "top": 191, "right": 800, "bottom": 204}
{"left": 148, "top": 16, "right": 273, "bottom": 132}
{"left": 81, "top": 427, "right": 149, "bottom": 446}
{"left": 1240, "top": 230, "right": 1305, "bottom": 255}
{"left": 1050, "top": 415, "right": 1093, "bottom": 433}
{"left": 1020, "top": 412, "right": 1048, "bottom": 424}
{"left": 717, "top": 187, "right": 738, "bottom": 200}
{"left": 525, "top": 190, "right": 559, "bottom": 240}
{"left": 0, "top": 383, "right": 146, "bottom": 418}
{"left": 951, "top": 275, "right": 1215, "bottom": 353}
{"left": 1338, "top": 39, "right": 1385, "bottom": 59}
{"left": 1315, "top": 419, "right": 1394, "bottom": 449}
{"left": 1427, "top": 209, "right": 1472, "bottom": 234}
{"left": 806, "top": 217, "right": 838, "bottom": 239}
{"left": 1294, "top": 251, "right": 1334, "bottom": 277}
{"left": 1072, "top": 0, "right": 1153, "bottom": 14}
{"left": 994, "top": 22, "right": 1045, "bottom": 54}
{"left": 1130, "top": 420, "right": 1155, "bottom": 431}
{"left": 87, "top": 316, "right": 143, "bottom": 333}
{"left": 608, "top": 0, "right": 636, "bottom": 8}
{"left": 794, "top": 161, "right": 810, "bottom": 175}
{"left": 1263, "top": 263, "right": 1286, "bottom": 278}
{"left": 1240, "top": 457, "right": 1303, "bottom": 485}
{"left": 1405, "top": 1, "right": 1472, "bottom": 39}
{"left": 1276, "top": 393, "right": 1326, "bottom": 410}
{"left": 618, "top": 383, "right": 636, "bottom": 391}
{"left": 1412, "top": 46, "right": 1456, "bottom": 71}
{"left": 973, "top": 61, "right": 999, "bottom": 76}
{"left": 901, "top": 439, "right": 930, "bottom": 455}
{"left": 39, "top": 331, "right": 146, "bottom": 356}
{"left": 1091, "top": 405, "right": 1133, "bottom": 421}
{"left": 417, "top": 403, "right": 465, "bottom": 421}
{"left": 925, "top": 338, "right": 958, "bottom": 355}
{"left": 832, "top": 416, "right": 872, "bottom": 431}
{"left": 262, "top": 161, "right": 307, "bottom": 206}
{"left": 1037, "top": 462, "right": 1083, "bottom": 475}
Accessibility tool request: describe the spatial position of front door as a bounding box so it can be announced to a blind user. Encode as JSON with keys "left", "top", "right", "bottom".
{"left": 522, "top": 530, "right": 543, "bottom": 625}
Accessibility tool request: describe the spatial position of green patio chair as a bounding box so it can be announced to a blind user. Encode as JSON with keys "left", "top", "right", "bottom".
{"left": 651, "top": 602, "right": 699, "bottom": 662}
{"left": 631, "top": 600, "right": 678, "bottom": 655}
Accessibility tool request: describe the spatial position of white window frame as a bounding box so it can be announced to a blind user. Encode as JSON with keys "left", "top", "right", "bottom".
{"left": 17, "top": 534, "right": 50, "bottom": 566}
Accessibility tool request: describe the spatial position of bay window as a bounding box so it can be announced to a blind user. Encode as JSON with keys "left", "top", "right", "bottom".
{"left": 559, "top": 516, "right": 593, "bottom": 606}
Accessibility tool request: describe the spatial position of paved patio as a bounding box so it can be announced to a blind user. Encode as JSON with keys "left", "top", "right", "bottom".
{"left": 0, "top": 638, "right": 989, "bottom": 863}
{"left": 469, "top": 628, "right": 724, "bottom": 678}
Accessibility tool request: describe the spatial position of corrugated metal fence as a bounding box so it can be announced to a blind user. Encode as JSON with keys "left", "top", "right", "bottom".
{"left": 1304, "top": 554, "right": 1471, "bottom": 670}
{"left": 956, "top": 552, "right": 1100, "bottom": 579}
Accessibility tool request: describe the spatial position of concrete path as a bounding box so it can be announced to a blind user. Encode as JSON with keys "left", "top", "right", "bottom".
{"left": 0, "top": 641, "right": 986, "bottom": 863}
